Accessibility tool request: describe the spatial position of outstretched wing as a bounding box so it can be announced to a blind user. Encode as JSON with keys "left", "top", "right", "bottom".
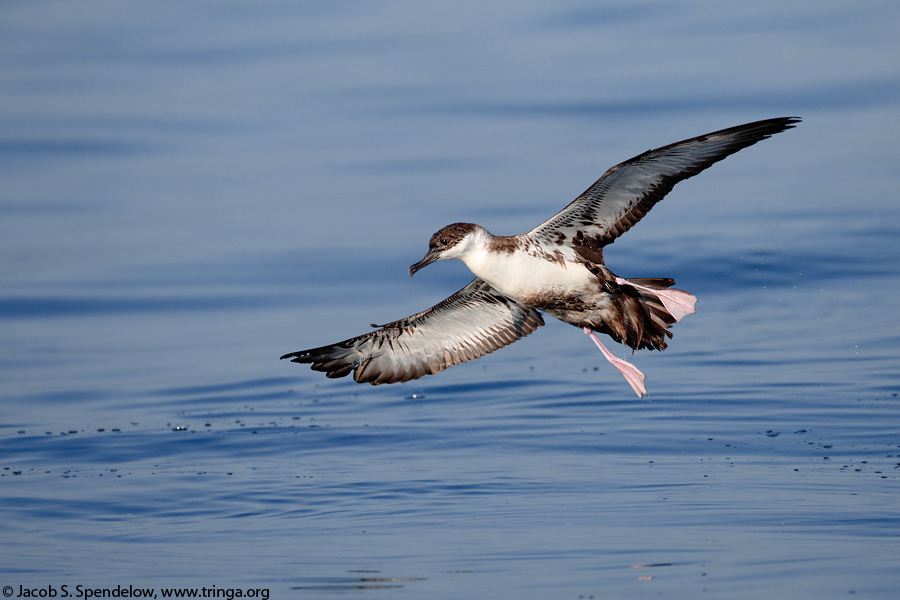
{"left": 281, "top": 278, "right": 544, "bottom": 385}
{"left": 527, "top": 117, "right": 800, "bottom": 259}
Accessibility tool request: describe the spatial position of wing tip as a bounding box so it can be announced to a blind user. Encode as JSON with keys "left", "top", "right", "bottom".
{"left": 764, "top": 115, "right": 801, "bottom": 132}
{"left": 280, "top": 350, "right": 312, "bottom": 363}
{"left": 730, "top": 115, "right": 801, "bottom": 140}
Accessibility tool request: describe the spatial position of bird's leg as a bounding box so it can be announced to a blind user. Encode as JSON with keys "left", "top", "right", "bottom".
{"left": 615, "top": 277, "right": 697, "bottom": 322}
{"left": 582, "top": 327, "right": 647, "bottom": 398}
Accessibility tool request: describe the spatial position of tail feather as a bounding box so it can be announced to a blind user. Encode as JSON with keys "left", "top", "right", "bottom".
{"left": 597, "top": 277, "right": 697, "bottom": 351}
{"left": 617, "top": 277, "right": 696, "bottom": 321}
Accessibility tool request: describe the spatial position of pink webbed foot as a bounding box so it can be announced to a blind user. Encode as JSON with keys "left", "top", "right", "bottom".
{"left": 583, "top": 327, "right": 647, "bottom": 398}
{"left": 615, "top": 277, "right": 697, "bottom": 322}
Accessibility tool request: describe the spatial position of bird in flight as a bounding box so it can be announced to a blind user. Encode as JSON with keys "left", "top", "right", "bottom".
{"left": 282, "top": 117, "right": 799, "bottom": 396}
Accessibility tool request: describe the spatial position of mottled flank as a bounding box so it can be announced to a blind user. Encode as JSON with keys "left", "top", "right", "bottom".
{"left": 283, "top": 117, "right": 798, "bottom": 393}
{"left": 498, "top": 235, "right": 568, "bottom": 265}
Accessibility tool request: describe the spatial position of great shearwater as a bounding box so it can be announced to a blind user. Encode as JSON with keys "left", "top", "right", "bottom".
{"left": 282, "top": 117, "right": 799, "bottom": 396}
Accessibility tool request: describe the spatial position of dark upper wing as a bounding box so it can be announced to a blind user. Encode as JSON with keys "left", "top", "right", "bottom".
{"left": 280, "top": 278, "right": 544, "bottom": 385}
{"left": 526, "top": 117, "right": 800, "bottom": 258}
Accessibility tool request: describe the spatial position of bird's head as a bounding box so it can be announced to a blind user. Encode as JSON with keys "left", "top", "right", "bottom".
{"left": 409, "top": 222, "right": 484, "bottom": 276}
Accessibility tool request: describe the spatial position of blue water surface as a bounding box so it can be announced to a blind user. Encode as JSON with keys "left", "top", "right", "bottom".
{"left": 2, "top": 1, "right": 899, "bottom": 598}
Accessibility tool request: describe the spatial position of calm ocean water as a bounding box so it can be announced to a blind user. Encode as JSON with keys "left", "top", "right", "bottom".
{"left": 2, "top": 1, "right": 899, "bottom": 598}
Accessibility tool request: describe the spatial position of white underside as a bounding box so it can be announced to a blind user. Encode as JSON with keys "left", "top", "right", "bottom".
{"left": 460, "top": 247, "right": 594, "bottom": 302}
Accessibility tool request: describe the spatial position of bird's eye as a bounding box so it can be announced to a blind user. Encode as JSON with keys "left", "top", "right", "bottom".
{"left": 440, "top": 238, "right": 449, "bottom": 246}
